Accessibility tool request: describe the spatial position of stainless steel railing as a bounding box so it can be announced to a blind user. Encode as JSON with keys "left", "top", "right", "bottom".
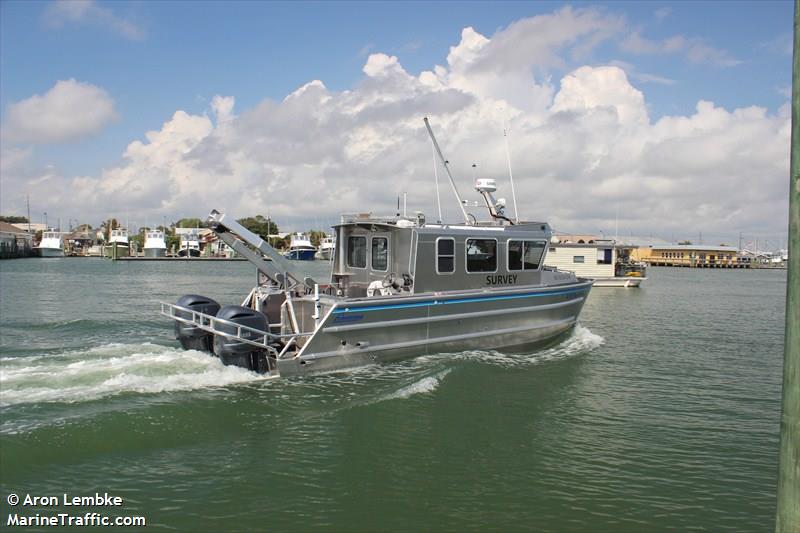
{"left": 159, "top": 302, "right": 311, "bottom": 351}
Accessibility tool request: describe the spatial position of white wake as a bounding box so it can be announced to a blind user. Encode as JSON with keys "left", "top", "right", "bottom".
{"left": 0, "top": 343, "right": 260, "bottom": 406}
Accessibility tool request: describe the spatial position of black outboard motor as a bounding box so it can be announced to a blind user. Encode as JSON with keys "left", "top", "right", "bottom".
{"left": 174, "top": 294, "right": 221, "bottom": 352}
{"left": 213, "top": 305, "right": 270, "bottom": 372}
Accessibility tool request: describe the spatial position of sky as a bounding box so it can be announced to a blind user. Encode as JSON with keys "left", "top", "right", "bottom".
{"left": 0, "top": 1, "right": 794, "bottom": 247}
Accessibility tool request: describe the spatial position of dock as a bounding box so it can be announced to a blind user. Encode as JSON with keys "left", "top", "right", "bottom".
{"left": 116, "top": 256, "right": 249, "bottom": 262}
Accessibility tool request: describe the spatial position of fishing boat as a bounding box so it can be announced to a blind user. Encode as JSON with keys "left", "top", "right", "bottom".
{"left": 36, "top": 230, "right": 65, "bottom": 257}
{"left": 103, "top": 228, "right": 129, "bottom": 258}
{"left": 144, "top": 230, "right": 168, "bottom": 257}
{"left": 161, "top": 118, "right": 592, "bottom": 377}
{"left": 284, "top": 233, "right": 317, "bottom": 260}
{"left": 545, "top": 237, "right": 647, "bottom": 287}
{"left": 177, "top": 230, "right": 201, "bottom": 257}
{"left": 316, "top": 236, "right": 335, "bottom": 260}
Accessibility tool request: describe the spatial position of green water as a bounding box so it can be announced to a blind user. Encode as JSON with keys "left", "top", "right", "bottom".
{"left": 0, "top": 259, "right": 786, "bottom": 531}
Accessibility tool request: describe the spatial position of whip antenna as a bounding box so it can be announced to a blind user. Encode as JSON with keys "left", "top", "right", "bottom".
{"left": 504, "top": 123, "right": 520, "bottom": 223}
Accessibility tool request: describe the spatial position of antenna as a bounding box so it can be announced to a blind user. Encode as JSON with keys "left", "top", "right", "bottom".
{"left": 431, "top": 140, "right": 443, "bottom": 223}
{"left": 503, "top": 124, "right": 520, "bottom": 223}
{"left": 424, "top": 117, "right": 471, "bottom": 224}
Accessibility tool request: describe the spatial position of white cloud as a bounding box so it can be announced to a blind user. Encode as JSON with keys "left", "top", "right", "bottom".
{"left": 621, "top": 30, "right": 741, "bottom": 67}
{"left": 43, "top": 0, "right": 144, "bottom": 40}
{"left": 552, "top": 66, "right": 648, "bottom": 126}
{"left": 761, "top": 33, "right": 793, "bottom": 56}
{"left": 655, "top": 7, "right": 671, "bottom": 22}
{"left": 632, "top": 72, "right": 676, "bottom": 85}
{"left": 1, "top": 8, "right": 789, "bottom": 243}
{"left": 608, "top": 60, "right": 676, "bottom": 86}
{"left": 2, "top": 79, "right": 118, "bottom": 144}
{"left": 211, "top": 95, "right": 236, "bottom": 124}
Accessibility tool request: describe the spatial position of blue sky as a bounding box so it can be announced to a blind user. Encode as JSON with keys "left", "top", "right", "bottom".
{"left": 0, "top": 1, "right": 794, "bottom": 245}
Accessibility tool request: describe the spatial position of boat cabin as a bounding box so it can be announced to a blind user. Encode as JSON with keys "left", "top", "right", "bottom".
{"left": 110, "top": 228, "right": 129, "bottom": 243}
{"left": 330, "top": 214, "right": 553, "bottom": 297}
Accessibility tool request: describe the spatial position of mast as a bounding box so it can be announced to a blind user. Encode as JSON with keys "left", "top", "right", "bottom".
{"left": 423, "top": 117, "right": 471, "bottom": 224}
{"left": 504, "top": 124, "right": 520, "bottom": 223}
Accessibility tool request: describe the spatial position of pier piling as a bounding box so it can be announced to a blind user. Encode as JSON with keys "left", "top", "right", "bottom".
{"left": 775, "top": 1, "right": 800, "bottom": 531}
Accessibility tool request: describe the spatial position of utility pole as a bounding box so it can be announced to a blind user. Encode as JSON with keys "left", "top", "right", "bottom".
{"left": 776, "top": 1, "right": 800, "bottom": 530}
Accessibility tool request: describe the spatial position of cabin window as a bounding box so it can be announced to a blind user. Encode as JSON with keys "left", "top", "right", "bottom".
{"left": 573, "top": 256, "right": 585, "bottom": 263}
{"left": 371, "top": 237, "right": 388, "bottom": 271}
{"left": 597, "top": 248, "right": 613, "bottom": 265}
{"left": 523, "top": 241, "right": 546, "bottom": 269}
{"left": 466, "top": 238, "right": 497, "bottom": 273}
{"left": 508, "top": 240, "right": 523, "bottom": 271}
{"left": 508, "top": 240, "right": 546, "bottom": 271}
{"left": 436, "top": 237, "right": 455, "bottom": 274}
{"left": 347, "top": 236, "right": 367, "bottom": 268}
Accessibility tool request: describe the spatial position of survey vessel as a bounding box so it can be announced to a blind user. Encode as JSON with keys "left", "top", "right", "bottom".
{"left": 161, "top": 119, "right": 592, "bottom": 377}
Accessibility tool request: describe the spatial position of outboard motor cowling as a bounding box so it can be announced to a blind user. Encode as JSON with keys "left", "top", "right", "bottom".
{"left": 213, "top": 305, "right": 270, "bottom": 372}
{"left": 174, "top": 294, "right": 221, "bottom": 352}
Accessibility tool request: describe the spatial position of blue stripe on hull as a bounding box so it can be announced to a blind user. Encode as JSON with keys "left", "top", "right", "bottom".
{"left": 333, "top": 285, "right": 591, "bottom": 314}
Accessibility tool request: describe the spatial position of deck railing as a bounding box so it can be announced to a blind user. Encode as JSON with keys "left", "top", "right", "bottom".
{"left": 160, "top": 302, "right": 313, "bottom": 353}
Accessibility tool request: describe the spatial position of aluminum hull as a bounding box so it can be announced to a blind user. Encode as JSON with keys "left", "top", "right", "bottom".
{"left": 276, "top": 281, "right": 591, "bottom": 376}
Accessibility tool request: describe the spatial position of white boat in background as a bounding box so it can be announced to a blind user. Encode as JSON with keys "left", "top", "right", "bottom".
{"left": 36, "top": 230, "right": 65, "bottom": 257}
{"left": 544, "top": 237, "right": 647, "bottom": 287}
{"left": 284, "top": 233, "right": 316, "bottom": 260}
{"left": 104, "top": 228, "right": 130, "bottom": 258}
{"left": 316, "top": 236, "right": 335, "bottom": 260}
{"left": 144, "top": 230, "right": 167, "bottom": 257}
{"left": 178, "top": 230, "right": 201, "bottom": 257}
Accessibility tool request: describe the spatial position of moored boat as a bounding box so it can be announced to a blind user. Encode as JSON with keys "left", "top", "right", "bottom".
{"left": 544, "top": 237, "right": 647, "bottom": 287}
{"left": 177, "top": 230, "right": 201, "bottom": 257}
{"left": 103, "top": 228, "right": 130, "bottom": 258}
{"left": 36, "top": 231, "right": 65, "bottom": 257}
{"left": 316, "top": 236, "right": 335, "bottom": 260}
{"left": 284, "top": 233, "right": 317, "bottom": 260}
{"left": 144, "top": 230, "right": 168, "bottom": 257}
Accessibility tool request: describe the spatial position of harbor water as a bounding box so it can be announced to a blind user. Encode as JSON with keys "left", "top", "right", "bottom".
{"left": 0, "top": 259, "right": 785, "bottom": 531}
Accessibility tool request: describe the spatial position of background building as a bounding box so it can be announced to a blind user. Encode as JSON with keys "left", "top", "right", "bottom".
{"left": 637, "top": 244, "right": 748, "bottom": 268}
{"left": 0, "top": 222, "right": 34, "bottom": 258}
